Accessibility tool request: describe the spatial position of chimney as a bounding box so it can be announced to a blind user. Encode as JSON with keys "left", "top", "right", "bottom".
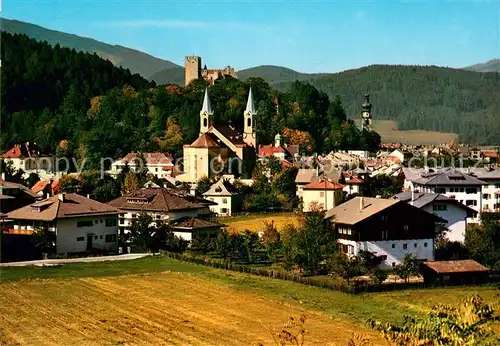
{"left": 45, "top": 192, "right": 50, "bottom": 199}
{"left": 359, "top": 197, "right": 364, "bottom": 211}
{"left": 58, "top": 193, "right": 64, "bottom": 202}
{"left": 410, "top": 189, "right": 415, "bottom": 206}
{"left": 1, "top": 172, "right": 5, "bottom": 180}
{"left": 87, "top": 194, "right": 90, "bottom": 199}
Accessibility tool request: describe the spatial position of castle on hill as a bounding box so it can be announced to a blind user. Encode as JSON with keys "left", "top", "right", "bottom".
{"left": 185, "top": 56, "right": 237, "bottom": 86}
{"left": 177, "top": 87, "right": 257, "bottom": 183}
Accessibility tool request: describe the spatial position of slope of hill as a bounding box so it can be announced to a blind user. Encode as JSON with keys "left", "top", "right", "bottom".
{"left": 464, "top": 59, "right": 500, "bottom": 73}
{"left": 237, "top": 65, "right": 330, "bottom": 84}
{"left": 0, "top": 18, "right": 179, "bottom": 77}
{"left": 279, "top": 65, "right": 500, "bottom": 145}
{"left": 148, "top": 66, "right": 185, "bottom": 85}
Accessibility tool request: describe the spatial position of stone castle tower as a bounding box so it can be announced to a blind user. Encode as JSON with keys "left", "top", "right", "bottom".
{"left": 185, "top": 56, "right": 237, "bottom": 86}
{"left": 185, "top": 56, "right": 201, "bottom": 86}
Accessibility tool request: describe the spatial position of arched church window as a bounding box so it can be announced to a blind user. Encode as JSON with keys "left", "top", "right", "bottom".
{"left": 247, "top": 118, "right": 251, "bottom": 127}
{"left": 203, "top": 118, "right": 208, "bottom": 127}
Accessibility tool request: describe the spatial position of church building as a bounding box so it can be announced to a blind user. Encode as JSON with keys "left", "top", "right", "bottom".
{"left": 177, "top": 88, "right": 257, "bottom": 183}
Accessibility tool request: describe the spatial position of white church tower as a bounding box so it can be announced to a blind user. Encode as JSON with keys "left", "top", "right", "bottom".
{"left": 243, "top": 87, "right": 257, "bottom": 148}
{"left": 200, "top": 88, "right": 213, "bottom": 135}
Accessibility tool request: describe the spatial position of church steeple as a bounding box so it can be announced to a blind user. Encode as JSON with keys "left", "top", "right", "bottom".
{"left": 200, "top": 88, "right": 213, "bottom": 135}
{"left": 360, "top": 93, "right": 372, "bottom": 131}
{"left": 243, "top": 87, "right": 257, "bottom": 148}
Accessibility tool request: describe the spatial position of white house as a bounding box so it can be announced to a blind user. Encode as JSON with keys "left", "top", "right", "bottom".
{"left": 301, "top": 178, "right": 344, "bottom": 212}
{"left": 325, "top": 197, "right": 442, "bottom": 268}
{"left": 109, "top": 152, "right": 175, "bottom": 179}
{"left": 394, "top": 191, "right": 476, "bottom": 242}
{"left": 295, "top": 168, "right": 317, "bottom": 199}
{"left": 6, "top": 193, "right": 120, "bottom": 254}
{"left": 403, "top": 167, "right": 485, "bottom": 222}
{"left": 107, "top": 187, "right": 221, "bottom": 241}
{"left": 1, "top": 142, "right": 55, "bottom": 173}
{"left": 459, "top": 167, "right": 500, "bottom": 212}
{"left": 203, "top": 179, "right": 240, "bottom": 217}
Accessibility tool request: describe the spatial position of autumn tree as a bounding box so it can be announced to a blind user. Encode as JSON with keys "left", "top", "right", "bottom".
{"left": 369, "top": 295, "right": 498, "bottom": 346}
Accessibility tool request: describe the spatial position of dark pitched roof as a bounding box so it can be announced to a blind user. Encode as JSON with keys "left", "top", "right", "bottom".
{"left": 423, "top": 260, "right": 489, "bottom": 274}
{"left": 212, "top": 124, "right": 247, "bottom": 146}
{"left": 393, "top": 191, "right": 477, "bottom": 216}
{"left": 403, "top": 168, "right": 486, "bottom": 186}
{"left": 173, "top": 217, "right": 222, "bottom": 230}
{"left": 7, "top": 193, "right": 119, "bottom": 222}
{"left": 108, "top": 188, "right": 216, "bottom": 213}
{"left": 203, "top": 179, "right": 239, "bottom": 196}
{"left": 0, "top": 178, "right": 39, "bottom": 198}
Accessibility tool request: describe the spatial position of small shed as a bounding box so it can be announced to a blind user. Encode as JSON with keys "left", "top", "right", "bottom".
{"left": 421, "top": 260, "right": 489, "bottom": 286}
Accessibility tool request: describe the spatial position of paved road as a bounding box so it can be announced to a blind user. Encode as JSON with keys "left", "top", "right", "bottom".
{"left": 0, "top": 253, "right": 152, "bottom": 267}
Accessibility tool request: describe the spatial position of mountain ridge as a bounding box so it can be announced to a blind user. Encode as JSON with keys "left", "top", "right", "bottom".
{"left": 0, "top": 17, "right": 180, "bottom": 78}
{"left": 464, "top": 59, "right": 500, "bottom": 73}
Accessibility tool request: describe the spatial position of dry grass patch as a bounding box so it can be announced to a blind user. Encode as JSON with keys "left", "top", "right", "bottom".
{"left": 225, "top": 215, "right": 300, "bottom": 234}
{"left": 0, "top": 271, "right": 384, "bottom": 346}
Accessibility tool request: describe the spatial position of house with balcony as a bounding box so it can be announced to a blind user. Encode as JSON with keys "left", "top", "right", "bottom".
{"left": 325, "top": 197, "right": 444, "bottom": 268}
{"left": 459, "top": 167, "right": 500, "bottom": 212}
{"left": 107, "top": 187, "right": 220, "bottom": 241}
{"left": 6, "top": 193, "right": 120, "bottom": 254}
{"left": 203, "top": 179, "right": 241, "bottom": 217}
{"left": 402, "top": 167, "right": 486, "bottom": 221}
{"left": 394, "top": 191, "right": 476, "bottom": 242}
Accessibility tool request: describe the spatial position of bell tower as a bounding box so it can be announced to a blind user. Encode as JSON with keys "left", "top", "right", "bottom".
{"left": 243, "top": 87, "right": 257, "bottom": 148}
{"left": 200, "top": 88, "right": 213, "bottom": 135}
{"left": 360, "top": 93, "right": 372, "bottom": 131}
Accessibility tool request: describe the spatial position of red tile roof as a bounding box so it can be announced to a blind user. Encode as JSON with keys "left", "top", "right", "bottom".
{"left": 189, "top": 133, "right": 221, "bottom": 148}
{"left": 423, "top": 260, "right": 489, "bottom": 274}
{"left": 1, "top": 143, "right": 52, "bottom": 159}
{"left": 303, "top": 178, "right": 344, "bottom": 190}
{"left": 482, "top": 151, "right": 499, "bottom": 159}
{"left": 31, "top": 179, "right": 60, "bottom": 194}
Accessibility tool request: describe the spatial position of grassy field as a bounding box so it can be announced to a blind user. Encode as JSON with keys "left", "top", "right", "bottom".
{"left": 354, "top": 119, "right": 457, "bottom": 145}
{"left": 0, "top": 257, "right": 498, "bottom": 345}
{"left": 221, "top": 213, "right": 300, "bottom": 233}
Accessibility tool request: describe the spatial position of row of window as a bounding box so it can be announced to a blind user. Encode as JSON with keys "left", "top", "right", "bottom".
{"left": 76, "top": 234, "right": 117, "bottom": 242}
{"left": 76, "top": 219, "right": 117, "bottom": 228}
{"left": 392, "top": 242, "right": 428, "bottom": 249}
{"left": 338, "top": 227, "right": 352, "bottom": 235}
{"left": 435, "top": 187, "right": 477, "bottom": 194}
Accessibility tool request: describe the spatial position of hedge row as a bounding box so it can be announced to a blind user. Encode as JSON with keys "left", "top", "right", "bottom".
{"left": 160, "top": 250, "right": 364, "bottom": 294}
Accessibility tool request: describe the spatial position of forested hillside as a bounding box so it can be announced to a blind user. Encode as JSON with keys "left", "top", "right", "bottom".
{"left": 277, "top": 65, "right": 500, "bottom": 144}
{"left": 1, "top": 33, "right": 379, "bottom": 170}
{"left": 0, "top": 18, "right": 179, "bottom": 77}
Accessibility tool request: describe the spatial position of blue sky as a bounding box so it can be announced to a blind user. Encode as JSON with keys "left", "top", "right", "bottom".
{"left": 2, "top": 0, "right": 499, "bottom": 73}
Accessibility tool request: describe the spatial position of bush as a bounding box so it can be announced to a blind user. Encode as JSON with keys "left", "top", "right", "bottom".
{"left": 370, "top": 268, "right": 388, "bottom": 285}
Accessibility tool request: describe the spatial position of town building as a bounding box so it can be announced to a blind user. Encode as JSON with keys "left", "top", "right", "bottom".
{"left": 393, "top": 191, "right": 476, "bottom": 242}
{"left": 459, "top": 167, "right": 500, "bottom": 212}
{"left": 184, "top": 56, "right": 237, "bottom": 86}
{"left": 31, "top": 179, "right": 60, "bottom": 198}
{"left": 109, "top": 152, "right": 175, "bottom": 179}
{"left": 0, "top": 177, "right": 39, "bottom": 213}
{"left": 107, "top": 187, "right": 220, "bottom": 242}
{"left": 301, "top": 178, "right": 344, "bottom": 212}
{"left": 402, "top": 167, "right": 485, "bottom": 219}
{"left": 1, "top": 142, "right": 55, "bottom": 173}
{"left": 6, "top": 193, "right": 120, "bottom": 254}
{"left": 203, "top": 179, "right": 241, "bottom": 217}
{"left": 177, "top": 88, "right": 257, "bottom": 183}
{"left": 259, "top": 134, "right": 299, "bottom": 162}
{"left": 325, "top": 197, "right": 443, "bottom": 268}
